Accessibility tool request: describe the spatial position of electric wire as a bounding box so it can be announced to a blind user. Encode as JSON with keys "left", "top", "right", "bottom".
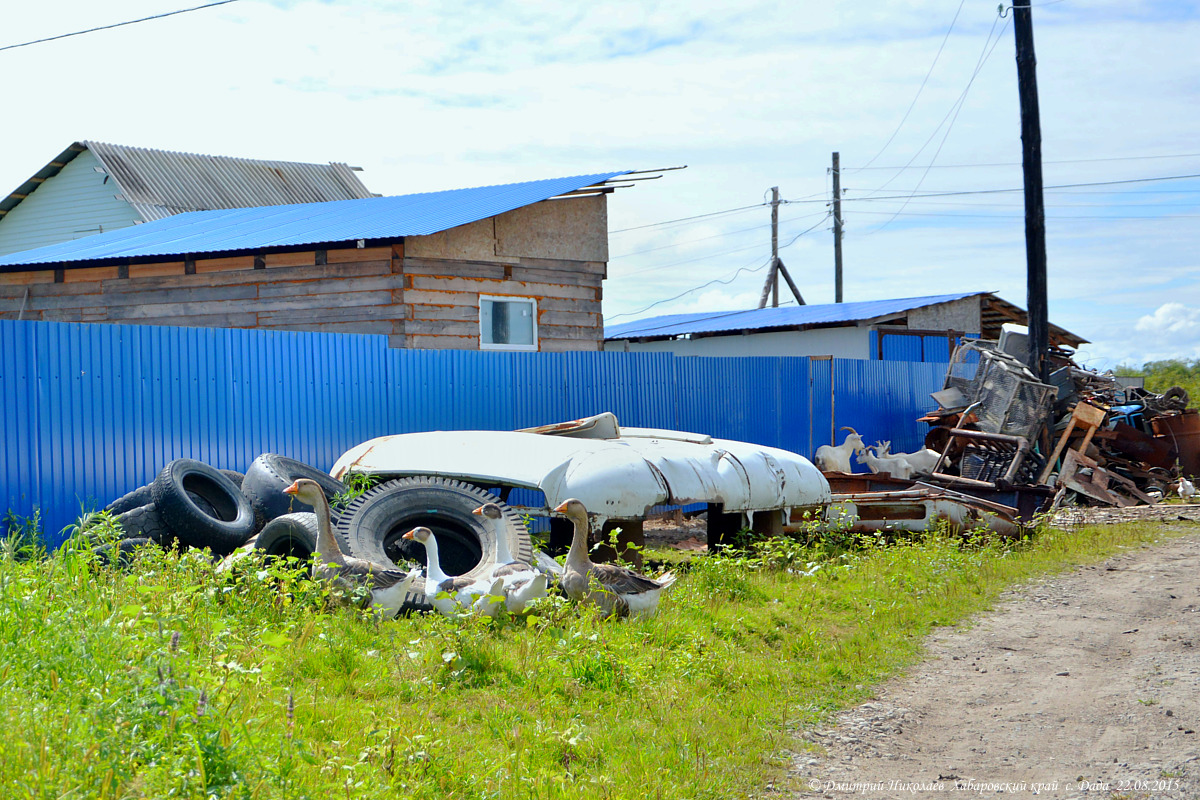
{"left": 866, "top": 12, "right": 1011, "bottom": 232}
{"left": 609, "top": 203, "right": 766, "bottom": 234}
{"left": 609, "top": 208, "right": 829, "bottom": 261}
{"left": 845, "top": 152, "right": 1200, "bottom": 170}
{"left": 0, "top": 1, "right": 242, "bottom": 53}
{"left": 852, "top": 0, "right": 967, "bottom": 172}
{"left": 607, "top": 213, "right": 831, "bottom": 320}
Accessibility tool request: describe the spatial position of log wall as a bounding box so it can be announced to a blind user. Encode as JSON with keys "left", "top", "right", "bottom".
{"left": 0, "top": 242, "right": 604, "bottom": 351}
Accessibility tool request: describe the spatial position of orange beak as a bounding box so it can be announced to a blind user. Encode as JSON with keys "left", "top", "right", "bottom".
{"left": 283, "top": 480, "right": 299, "bottom": 495}
{"left": 553, "top": 500, "right": 569, "bottom": 513}
{"left": 401, "top": 529, "right": 415, "bottom": 540}
{"left": 471, "top": 506, "right": 483, "bottom": 516}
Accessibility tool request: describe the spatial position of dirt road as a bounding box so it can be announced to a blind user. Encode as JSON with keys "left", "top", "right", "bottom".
{"left": 790, "top": 526, "right": 1200, "bottom": 799}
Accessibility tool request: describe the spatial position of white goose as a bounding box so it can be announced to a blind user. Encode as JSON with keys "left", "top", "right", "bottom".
{"left": 472, "top": 502, "right": 548, "bottom": 613}
{"left": 282, "top": 479, "right": 419, "bottom": 618}
{"left": 553, "top": 498, "right": 676, "bottom": 618}
{"left": 401, "top": 526, "right": 505, "bottom": 617}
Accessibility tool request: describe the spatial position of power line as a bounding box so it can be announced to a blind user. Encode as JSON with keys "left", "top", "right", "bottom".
{"left": 606, "top": 214, "right": 831, "bottom": 320}
{"left": 0, "top": 1, "right": 242, "bottom": 53}
{"left": 853, "top": 0, "right": 967, "bottom": 171}
{"left": 845, "top": 152, "right": 1200, "bottom": 170}
{"left": 866, "top": 12, "right": 1011, "bottom": 232}
{"left": 608, "top": 209, "right": 828, "bottom": 260}
{"left": 609, "top": 203, "right": 765, "bottom": 234}
{"left": 605, "top": 258, "right": 772, "bottom": 322}
{"left": 841, "top": 172, "right": 1200, "bottom": 202}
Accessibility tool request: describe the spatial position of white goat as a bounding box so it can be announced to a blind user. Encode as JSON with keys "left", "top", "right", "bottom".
{"left": 856, "top": 441, "right": 915, "bottom": 479}
{"left": 814, "top": 427, "right": 865, "bottom": 473}
{"left": 855, "top": 441, "right": 943, "bottom": 479}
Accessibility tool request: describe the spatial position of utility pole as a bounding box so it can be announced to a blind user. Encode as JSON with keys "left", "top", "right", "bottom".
{"left": 832, "top": 152, "right": 844, "bottom": 303}
{"left": 1013, "top": 0, "right": 1049, "bottom": 381}
{"left": 758, "top": 187, "right": 806, "bottom": 308}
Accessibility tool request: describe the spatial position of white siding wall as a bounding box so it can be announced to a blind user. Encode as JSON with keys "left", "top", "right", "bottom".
{"left": 603, "top": 326, "right": 870, "bottom": 358}
{"left": 0, "top": 150, "right": 142, "bottom": 256}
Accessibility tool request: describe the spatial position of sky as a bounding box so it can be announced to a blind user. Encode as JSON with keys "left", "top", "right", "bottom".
{"left": 3, "top": 0, "right": 1199, "bottom": 369}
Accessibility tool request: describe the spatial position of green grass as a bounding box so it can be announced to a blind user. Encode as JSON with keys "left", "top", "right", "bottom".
{"left": 0, "top": 520, "right": 1191, "bottom": 799}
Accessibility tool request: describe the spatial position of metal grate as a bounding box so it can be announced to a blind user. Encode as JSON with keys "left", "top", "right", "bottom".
{"left": 945, "top": 341, "right": 1056, "bottom": 441}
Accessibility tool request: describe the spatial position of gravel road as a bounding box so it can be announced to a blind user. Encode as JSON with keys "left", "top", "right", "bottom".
{"left": 789, "top": 526, "right": 1200, "bottom": 800}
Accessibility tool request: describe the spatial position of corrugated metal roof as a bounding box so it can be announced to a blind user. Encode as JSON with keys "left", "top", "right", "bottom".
{"left": 86, "top": 141, "right": 375, "bottom": 221}
{"left": 0, "top": 171, "right": 629, "bottom": 267}
{"left": 0, "top": 141, "right": 374, "bottom": 223}
{"left": 604, "top": 293, "right": 987, "bottom": 339}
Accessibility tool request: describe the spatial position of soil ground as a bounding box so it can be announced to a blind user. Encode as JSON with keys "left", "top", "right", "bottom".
{"left": 786, "top": 518, "right": 1200, "bottom": 800}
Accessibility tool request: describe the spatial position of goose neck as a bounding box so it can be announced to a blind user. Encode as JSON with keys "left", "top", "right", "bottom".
{"left": 311, "top": 491, "right": 346, "bottom": 566}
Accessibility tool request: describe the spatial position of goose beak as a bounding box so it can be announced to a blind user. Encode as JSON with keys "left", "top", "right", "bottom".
{"left": 471, "top": 506, "right": 483, "bottom": 516}
{"left": 552, "top": 500, "right": 569, "bottom": 513}
{"left": 401, "top": 529, "right": 416, "bottom": 540}
{"left": 283, "top": 480, "right": 299, "bottom": 495}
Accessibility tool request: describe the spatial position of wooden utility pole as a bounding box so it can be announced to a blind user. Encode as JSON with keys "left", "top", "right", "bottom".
{"left": 758, "top": 187, "right": 806, "bottom": 308}
{"left": 1013, "top": 0, "right": 1049, "bottom": 381}
{"left": 832, "top": 152, "right": 844, "bottom": 303}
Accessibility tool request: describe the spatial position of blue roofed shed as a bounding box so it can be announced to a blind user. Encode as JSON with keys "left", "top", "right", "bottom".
{"left": 604, "top": 292, "right": 1086, "bottom": 361}
{"left": 0, "top": 168, "right": 646, "bottom": 351}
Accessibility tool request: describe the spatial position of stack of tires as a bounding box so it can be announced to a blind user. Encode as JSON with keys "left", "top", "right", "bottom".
{"left": 103, "top": 454, "right": 345, "bottom": 560}
{"left": 100, "top": 455, "right": 534, "bottom": 613}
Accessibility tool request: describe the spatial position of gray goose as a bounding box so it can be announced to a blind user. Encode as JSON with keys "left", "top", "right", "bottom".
{"left": 283, "top": 479, "right": 419, "bottom": 618}
{"left": 553, "top": 498, "right": 676, "bottom": 618}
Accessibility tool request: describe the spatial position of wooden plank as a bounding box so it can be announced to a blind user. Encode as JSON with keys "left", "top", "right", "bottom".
{"left": 63, "top": 266, "right": 121, "bottom": 283}
{"left": 410, "top": 275, "right": 598, "bottom": 301}
{"left": 0, "top": 271, "right": 55, "bottom": 286}
{"left": 39, "top": 308, "right": 83, "bottom": 322}
{"left": 515, "top": 255, "right": 607, "bottom": 275}
{"left": 402, "top": 289, "right": 477, "bottom": 307}
{"left": 509, "top": 265, "right": 603, "bottom": 285}
{"left": 129, "top": 312, "right": 260, "bottom": 329}
{"left": 264, "top": 251, "right": 316, "bottom": 268}
{"left": 257, "top": 304, "right": 407, "bottom": 325}
{"left": 537, "top": 324, "right": 601, "bottom": 342}
{"left": 256, "top": 320, "right": 395, "bottom": 335}
{"left": 408, "top": 304, "right": 478, "bottom": 322}
{"left": 540, "top": 337, "right": 602, "bottom": 352}
{"left": 538, "top": 309, "right": 599, "bottom": 327}
{"left": 27, "top": 284, "right": 257, "bottom": 311}
{"left": 388, "top": 334, "right": 408, "bottom": 349}
{"left": 402, "top": 257, "right": 507, "bottom": 280}
{"left": 99, "top": 260, "right": 390, "bottom": 293}
{"left": 102, "top": 290, "right": 393, "bottom": 320}
{"left": 405, "top": 319, "right": 479, "bottom": 337}
{"left": 328, "top": 246, "right": 391, "bottom": 263}
{"left": 194, "top": 255, "right": 256, "bottom": 274}
{"left": 537, "top": 296, "right": 602, "bottom": 314}
{"left": 128, "top": 262, "right": 184, "bottom": 279}
{"left": 256, "top": 274, "right": 404, "bottom": 299}
{"left": 406, "top": 334, "right": 477, "bottom": 350}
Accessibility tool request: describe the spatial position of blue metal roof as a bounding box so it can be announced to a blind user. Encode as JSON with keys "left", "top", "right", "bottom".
{"left": 604, "top": 293, "right": 987, "bottom": 339}
{"left": 0, "top": 171, "right": 628, "bottom": 267}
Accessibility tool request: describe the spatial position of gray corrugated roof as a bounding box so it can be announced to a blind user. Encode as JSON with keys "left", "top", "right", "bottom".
{"left": 0, "top": 141, "right": 374, "bottom": 223}
{"left": 0, "top": 171, "right": 629, "bottom": 267}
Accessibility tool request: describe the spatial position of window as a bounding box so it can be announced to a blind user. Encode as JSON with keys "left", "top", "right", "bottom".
{"left": 479, "top": 295, "right": 538, "bottom": 351}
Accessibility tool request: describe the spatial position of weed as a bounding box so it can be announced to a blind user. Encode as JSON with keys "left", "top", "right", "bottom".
{"left": 331, "top": 470, "right": 380, "bottom": 511}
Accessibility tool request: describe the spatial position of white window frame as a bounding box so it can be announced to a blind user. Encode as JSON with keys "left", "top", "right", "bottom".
{"left": 479, "top": 294, "right": 539, "bottom": 351}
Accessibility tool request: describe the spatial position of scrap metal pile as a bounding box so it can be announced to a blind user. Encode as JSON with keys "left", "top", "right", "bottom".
{"left": 921, "top": 337, "right": 1192, "bottom": 511}
{"left": 828, "top": 332, "right": 1194, "bottom": 534}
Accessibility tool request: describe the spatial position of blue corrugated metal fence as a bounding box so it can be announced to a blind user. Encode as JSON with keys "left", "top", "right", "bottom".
{"left": 1, "top": 320, "right": 946, "bottom": 544}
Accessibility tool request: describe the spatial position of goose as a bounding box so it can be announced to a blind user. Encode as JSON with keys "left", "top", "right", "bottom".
{"left": 1179, "top": 476, "right": 1196, "bottom": 502}
{"left": 401, "top": 526, "right": 505, "bottom": 617}
{"left": 472, "top": 502, "right": 549, "bottom": 613}
{"left": 553, "top": 498, "right": 676, "bottom": 618}
{"left": 282, "top": 479, "right": 419, "bottom": 618}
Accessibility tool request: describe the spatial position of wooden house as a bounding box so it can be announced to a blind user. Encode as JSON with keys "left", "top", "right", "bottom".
{"left": 0, "top": 170, "right": 640, "bottom": 351}
{"left": 0, "top": 141, "right": 374, "bottom": 257}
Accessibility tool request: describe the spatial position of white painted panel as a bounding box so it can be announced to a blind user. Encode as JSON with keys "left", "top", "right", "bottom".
{"left": 603, "top": 326, "right": 870, "bottom": 359}
{"left": 0, "top": 150, "right": 142, "bottom": 256}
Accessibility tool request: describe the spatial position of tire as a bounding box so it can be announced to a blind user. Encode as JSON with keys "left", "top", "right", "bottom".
{"left": 93, "top": 537, "right": 154, "bottom": 567}
{"left": 115, "top": 503, "right": 172, "bottom": 545}
{"left": 151, "top": 459, "right": 256, "bottom": 556}
{"left": 241, "top": 454, "right": 345, "bottom": 530}
{"left": 253, "top": 513, "right": 321, "bottom": 561}
{"left": 220, "top": 470, "right": 245, "bottom": 488}
{"left": 335, "top": 477, "right": 531, "bottom": 609}
{"left": 104, "top": 483, "right": 155, "bottom": 515}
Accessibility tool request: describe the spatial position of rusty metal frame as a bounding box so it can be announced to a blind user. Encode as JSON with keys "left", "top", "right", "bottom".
{"left": 930, "top": 429, "right": 1031, "bottom": 488}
